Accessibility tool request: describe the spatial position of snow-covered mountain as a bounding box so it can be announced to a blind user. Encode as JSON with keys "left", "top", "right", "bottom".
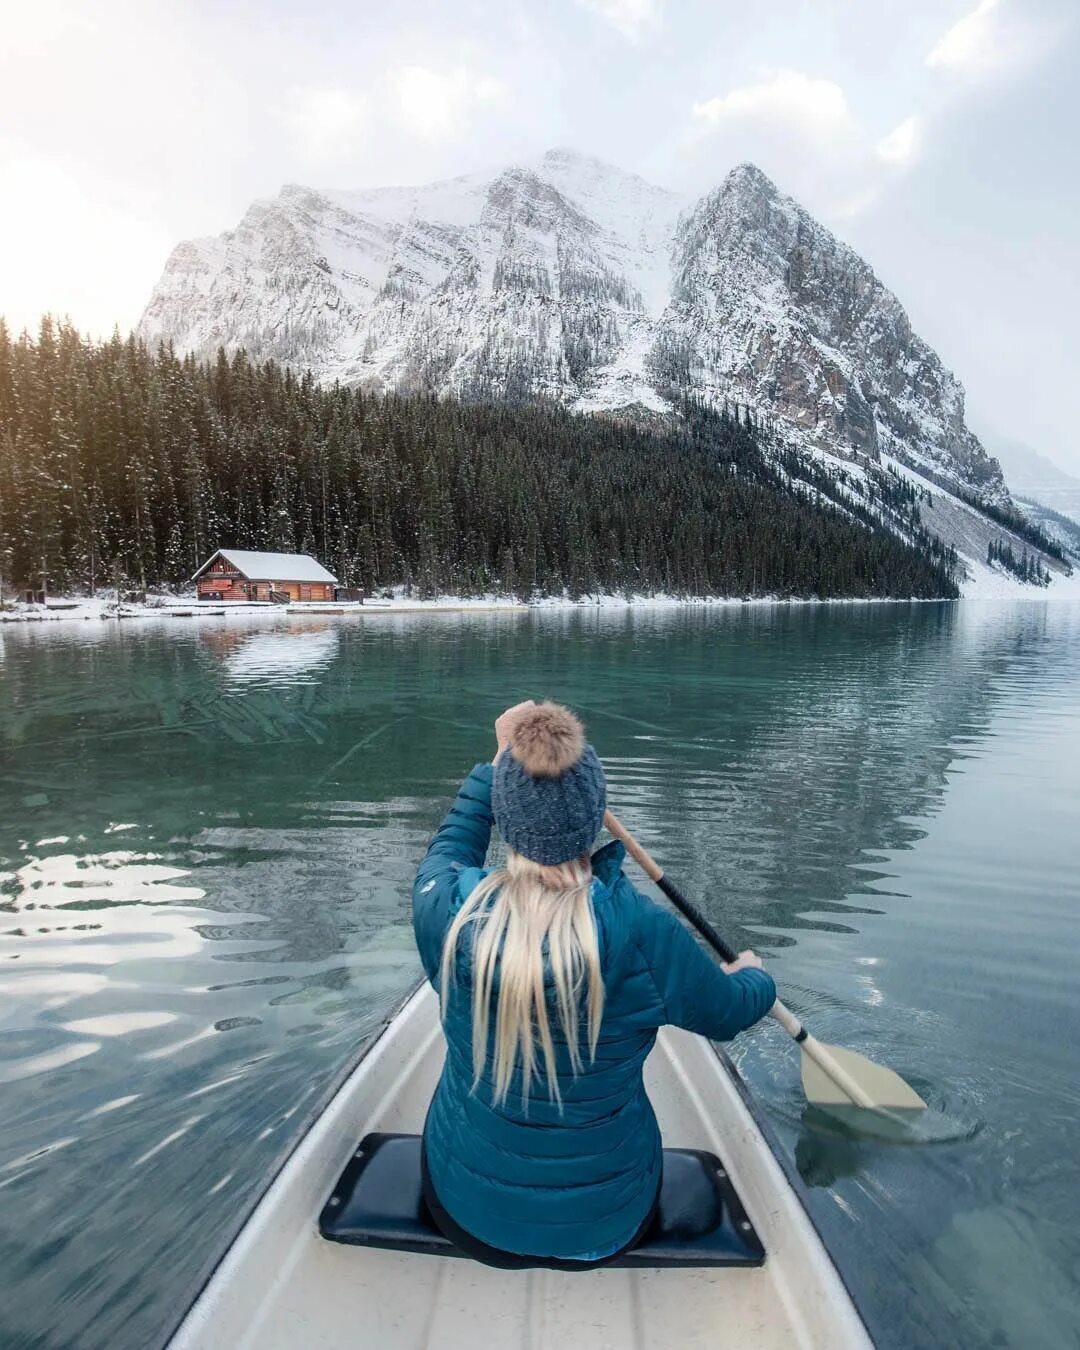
{"left": 653, "top": 165, "right": 1004, "bottom": 499}
{"left": 141, "top": 149, "right": 1075, "bottom": 591}
{"left": 988, "top": 436, "right": 1080, "bottom": 525}
{"left": 141, "top": 150, "right": 684, "bottom": 411}
{"left": 140, "top": 151, "right": 1001, "bottom": 490}
{"left": 971, "top": 434, "right": 1080, "bottom": 563}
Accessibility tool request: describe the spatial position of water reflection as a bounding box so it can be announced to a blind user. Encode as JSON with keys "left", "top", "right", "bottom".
{"left": 795, "top": 1106, "right": 869, "bottom": 1188}
{"left": 0, "top": 603, "right": 1078, "bottom": 1350}
{"left": 12, "top": 850, "right": 206, "bottom": 908}
{"left": 211, "top": 622, "right": 341, "bottom": 687}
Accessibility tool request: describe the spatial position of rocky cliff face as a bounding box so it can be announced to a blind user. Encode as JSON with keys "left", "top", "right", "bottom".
{"left": 140, "top": 149, "right": 1004, "bottom": 502}
{"left": 652, "top": 165, "right": 1003, "bottom": 498}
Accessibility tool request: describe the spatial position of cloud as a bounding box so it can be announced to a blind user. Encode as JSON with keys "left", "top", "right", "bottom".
{"left": 285, "top": 64, "right": 512, "bottom": 163}
{"left": 692, "top": 70, "right": 857, "bottom": 151}
{"left": 688, "top": 69, "right": 922, "bottom": 222}
{"left": 575, "top": 0, "right": 662, "bottom": 44}
{"left": 286, "top": 88, "right": 368, "bottom": 161}
{"left": 389, "top": 64, "right": 507, "bottom": 141}
{"left": 927, "top": 0, "right": 1001, "bottom": 71}
{"left": 926, "top": 0, "right": 1060, "bottom": 78}
{"left": 876, "top": 116, "right": 921, "bottom": 167}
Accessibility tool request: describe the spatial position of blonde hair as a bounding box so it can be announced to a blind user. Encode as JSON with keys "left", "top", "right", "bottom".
{"left": 439, "top": 849, "right": 605, "bottom": 1106}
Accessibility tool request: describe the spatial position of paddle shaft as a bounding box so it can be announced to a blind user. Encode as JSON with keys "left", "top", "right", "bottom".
{"left": 603, "top": 811, "right": 739, "bottom": 963}
{"left": 603, "top": 810, "right": 878, "bottom": 1110}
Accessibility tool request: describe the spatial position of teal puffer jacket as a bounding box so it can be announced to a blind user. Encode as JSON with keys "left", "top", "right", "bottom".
{"left": 413, "top": 763, "right": 777, "bottom": 1259}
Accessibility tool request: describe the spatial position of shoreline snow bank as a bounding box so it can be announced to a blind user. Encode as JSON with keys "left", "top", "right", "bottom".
{"left": 2, "top": 583, "right": 1077, "bottom": 625}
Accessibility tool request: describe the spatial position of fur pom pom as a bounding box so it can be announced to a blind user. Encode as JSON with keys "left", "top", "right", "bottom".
{"left": 509, "top": 702, "right": 586, "bottom": 778}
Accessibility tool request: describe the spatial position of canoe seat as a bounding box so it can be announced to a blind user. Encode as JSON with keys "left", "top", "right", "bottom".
{"left": 319, "top": 1133, "right": 765, "bottom": 1268}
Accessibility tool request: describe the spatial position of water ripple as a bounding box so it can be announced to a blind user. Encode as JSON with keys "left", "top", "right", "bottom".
{"left": 0, "top": 601, "right": 1078, "bottom": 1350}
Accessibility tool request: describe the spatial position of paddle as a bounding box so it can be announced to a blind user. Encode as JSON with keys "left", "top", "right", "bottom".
{"left": 604, "top": 810, "right": 926, "bottom": 1113}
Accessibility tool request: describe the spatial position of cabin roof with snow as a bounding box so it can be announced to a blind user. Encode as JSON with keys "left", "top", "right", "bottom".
{"left": 191, "top": 549, "right": 339, "bottom": 584}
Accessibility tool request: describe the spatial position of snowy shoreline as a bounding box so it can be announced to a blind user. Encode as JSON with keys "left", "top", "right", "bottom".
{"left": 2, "top": 586, "right": 1077, "bottom": 625}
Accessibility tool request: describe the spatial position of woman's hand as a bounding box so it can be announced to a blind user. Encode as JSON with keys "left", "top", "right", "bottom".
{"left": 493, "top": 701, "right": 537, "bottom": 762}
{"left": 722, "top": 949, "right": 764, "bottom": 975}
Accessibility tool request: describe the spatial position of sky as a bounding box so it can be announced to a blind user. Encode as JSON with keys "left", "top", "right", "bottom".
{"left": 2, "top": 0, "right": 1078, "bottom": 472}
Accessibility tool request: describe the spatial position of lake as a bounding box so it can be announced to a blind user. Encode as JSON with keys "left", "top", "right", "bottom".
{"left": 1, "top": 602, "right": 1078, "bottom": 1350}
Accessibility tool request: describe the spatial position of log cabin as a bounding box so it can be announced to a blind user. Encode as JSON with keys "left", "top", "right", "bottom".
{"left": 191, "top": 549, "right": 339, "bottom": 603}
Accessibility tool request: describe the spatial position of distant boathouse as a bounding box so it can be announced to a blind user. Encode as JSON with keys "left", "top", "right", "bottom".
{"left": 191, "top": 549, "right": 340, "bottom": 603}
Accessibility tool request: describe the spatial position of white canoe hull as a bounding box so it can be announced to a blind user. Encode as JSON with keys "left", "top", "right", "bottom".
{"left": 168, "top": 984, "right": 872, "bottom": 1349}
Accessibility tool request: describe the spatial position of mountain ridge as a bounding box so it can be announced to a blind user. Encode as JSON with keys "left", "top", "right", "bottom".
{"left": 988, "top": 435, "right": 1080, "bottom": 523}
{"left": 138, "top": 148, "right": 1080, "bottom": 592}
{"left": 139, "top": 149, "right": 1003, "bottom": 498}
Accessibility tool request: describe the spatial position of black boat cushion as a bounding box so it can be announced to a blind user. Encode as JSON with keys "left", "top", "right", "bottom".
{"left": 319, "top": 1133, "right": 764, "bottom": 1269}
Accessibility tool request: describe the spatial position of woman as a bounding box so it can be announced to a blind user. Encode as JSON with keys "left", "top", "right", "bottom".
{"left": 412, "top": 700, "right": 776, "bottom": 1270}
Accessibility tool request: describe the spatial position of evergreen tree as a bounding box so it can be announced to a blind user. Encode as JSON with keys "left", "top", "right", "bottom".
{"left": 0, "top": 318, "right": 963, "bottom": 602}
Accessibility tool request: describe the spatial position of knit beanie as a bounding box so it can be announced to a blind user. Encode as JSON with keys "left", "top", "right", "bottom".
{"left": 492, "top": 703, "right": 606, "bottom": 866}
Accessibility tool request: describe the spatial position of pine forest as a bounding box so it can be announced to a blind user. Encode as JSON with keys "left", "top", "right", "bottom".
{"left": 0, "top": 319, "right": 960, "bottom": 602}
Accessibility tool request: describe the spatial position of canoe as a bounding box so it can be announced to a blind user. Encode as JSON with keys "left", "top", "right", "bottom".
{"left": 166, "top": 983, "right": 872, "bottom": 1349}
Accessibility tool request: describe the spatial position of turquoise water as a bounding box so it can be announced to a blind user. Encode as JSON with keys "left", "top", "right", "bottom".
{"left": 1, "top": 603, "right": 1078, "bottom": 1349}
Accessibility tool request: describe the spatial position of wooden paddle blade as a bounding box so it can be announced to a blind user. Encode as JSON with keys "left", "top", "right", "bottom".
{"left": 800, "top": 1042, "right": 927, "bottom": 1111}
